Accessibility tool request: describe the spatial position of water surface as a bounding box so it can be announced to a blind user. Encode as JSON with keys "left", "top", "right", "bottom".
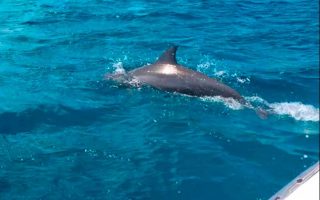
{"left": 0, "top": 0, "right": 319, "bottom": 199}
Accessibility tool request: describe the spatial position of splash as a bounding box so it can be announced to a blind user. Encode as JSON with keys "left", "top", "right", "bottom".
{"left": 196, "top": 57, "right": 227, "bottom": 78}
{"left": 112, "top": 62, "right": 126, "bottom": 74}
{"left": 196, "top": 57, "right": 216, "bottom": 73}
{"left": 246, "top": 96, "right": 319, "bottom": 122}
{"left": 236, "top": 77, "right": 250, "bottom": 84}
{"left": 107, "top": 62, "right": 143, "bottom": 87}
{"left": 127, "top": 77, "right": 142, "bottom": 87}
{"left": 201, "top": 96, "right": 243, "bottom": 110}
{"left": 201, "top": 95, "right": 319, "bottom": 122}
{"left": 214, "top": 70, "right": 227, "bottom": 77}
{"left": 268, "top": 102, "right": 319, "bottom": 122}
{"left": 245, "top": 96, "right": 269, "bottom": 104}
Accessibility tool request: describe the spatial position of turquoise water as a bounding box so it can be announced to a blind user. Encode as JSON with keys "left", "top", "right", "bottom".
{"left": 0, "top": 0, "right": 319, "bottom": 199}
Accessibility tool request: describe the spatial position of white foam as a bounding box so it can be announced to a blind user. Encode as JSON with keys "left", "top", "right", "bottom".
{"left": 197, "top": 58, "right": 216, "bottom": 72}
{"left": 190, "top": 93, "right": 319, "bottom": 122}
{"left": 127, "top": 77, "right": 142, "bottom": 87}
{"left": 245, "top": 96, "right": 319, "bottom": 122}
{"left": 236, "top": 77, "right": 250, "bottom": 84}
{"left": 245, "top": 96, "right": 269, "bottom": 104}
{"left": 269, "top": 102, "right": 319, "bottom": 122}
{"left": 196, "top": 58, "right": 228, "bottom": 78}
{"left": 214, "top": 70, "right": 226, "bottom": 77}
{"left": 112, "top": 62, "right": 126, "bottom": 74}
{"left": 197, "top": 61, "right": 212, "bottom": 71}
{"left": 201, "top": 96, "right": 243, "bottom": 110}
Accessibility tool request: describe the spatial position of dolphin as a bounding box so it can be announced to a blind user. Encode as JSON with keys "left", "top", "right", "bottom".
{"left": 106, "top": 46, "right": 268, "bottom": 117}
{"left": 108, "top": 46, "right": 245, "bottom": 101}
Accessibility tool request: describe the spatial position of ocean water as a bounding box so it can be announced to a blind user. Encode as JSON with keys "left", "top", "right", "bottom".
{"left": 0, "top": 0, "right": 319, "bottom": 199}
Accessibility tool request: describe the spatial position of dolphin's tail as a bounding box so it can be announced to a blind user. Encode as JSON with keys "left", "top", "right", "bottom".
{"left": 242, "top": 101, "right": 270, "bottom": 119}
{"left": 255, "top": 107, "right": 269, "bottom": 119}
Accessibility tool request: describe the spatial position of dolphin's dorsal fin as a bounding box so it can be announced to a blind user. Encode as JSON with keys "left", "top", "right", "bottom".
{"left": 155, "top": 46, "right": 178, "bottom": 65}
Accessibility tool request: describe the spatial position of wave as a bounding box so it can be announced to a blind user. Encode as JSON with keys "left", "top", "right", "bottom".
{"left": 246, "top": 96, "right": 319, "bottom": 122}
{"left": 268, "top": 102, "right": 319, "bottom": 122}
{"left": 200, "top": 95, "right": 319, "bottom": 122}
{"left": 195, "top": 60, "right": 318, "bottom": 122}
{"left": 201, "top": 96, "right": 243, "bottom": 110}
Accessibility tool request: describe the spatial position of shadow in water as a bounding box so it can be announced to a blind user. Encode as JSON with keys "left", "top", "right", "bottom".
{"left": 0, "top": 105, "right": 113, "bottom": 135}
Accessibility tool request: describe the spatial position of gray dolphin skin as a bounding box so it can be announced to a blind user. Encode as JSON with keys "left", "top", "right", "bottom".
{"left": 108, "top": 46, "right": 247, "bottom": 104}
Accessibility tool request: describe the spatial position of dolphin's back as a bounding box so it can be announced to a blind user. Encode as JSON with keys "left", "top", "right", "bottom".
{"left": 130, "top": 63, "right": 244, "bottom": 102}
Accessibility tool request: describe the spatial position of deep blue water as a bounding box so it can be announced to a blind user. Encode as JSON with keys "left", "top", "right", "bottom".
{"left": 0, "top": 0, "right": 319, "bottom": 199}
